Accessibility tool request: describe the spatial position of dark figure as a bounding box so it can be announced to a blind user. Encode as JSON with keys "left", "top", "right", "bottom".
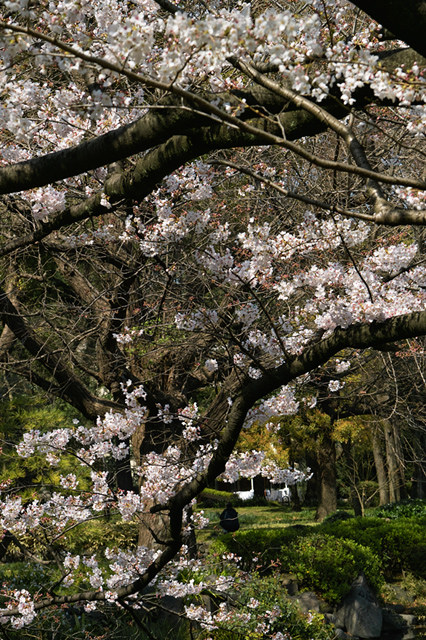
{"left": 220, "top": 502, "right": 240, "bottom": 532}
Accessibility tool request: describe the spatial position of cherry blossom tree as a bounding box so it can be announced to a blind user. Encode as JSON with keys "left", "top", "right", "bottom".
{"left": 2, "top": 0, "right": 426, "bottom": 634}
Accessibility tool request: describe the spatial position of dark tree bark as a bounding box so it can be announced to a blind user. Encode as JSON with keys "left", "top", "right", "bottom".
{"left": 253, "top": 474, "right": 265, "bottom": 500}
{"left": 315, "top": 430, "right": 337, "bottom": 521}
{"left": 392, "top": 424, "right": 408, "bottom": 500}
{"left": 351, "top": 0, "right": 426, "bottom": 59}
{"left": 290, "top": 484, "right": 302, "bottom": 512}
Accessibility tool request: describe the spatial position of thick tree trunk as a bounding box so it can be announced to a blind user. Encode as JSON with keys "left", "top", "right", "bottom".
{"left": 412, "top": 462, "right": 426, "bottom": 498}
{"left": 304, "top": 453, "right": 320, "bottom": 505}
{"left": 315, "top": 432, "right": 337, "bottom": 521}
{"left": 290, "top": 484, "right": 302, "bottom": 511}
{"left": 351, "top": 488, "right": 363, "bottom": 517}
{"left": 138, "top": 502, "right": 171, "bottom": 549}
{"left": 372, "top": 426, "right": 390, "bottom": 505}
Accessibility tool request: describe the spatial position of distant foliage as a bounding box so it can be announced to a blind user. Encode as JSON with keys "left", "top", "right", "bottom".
{"left": 0, "top": 395, "right": 89, "bottom": 501}
{"left": 375, "top": 499, "right": 426, "bottom": 519}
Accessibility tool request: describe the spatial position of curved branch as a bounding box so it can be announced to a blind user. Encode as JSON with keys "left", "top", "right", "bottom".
{"left": 166, "top": 308, "right": 426, "bottom": 511}
{"left": 1, "top": 23, "right": 426, "bottom": 196}
{"left": 0, "top": 536, "right": 181, "bottom": 617}
{"left": 209, "top": 158, "right": 372, "bottom": 221}
{"left": 154, "top": 0, "right": 180, "bottom": 13}
{"left": 0, "top": 287, "right": 122, "bottom": 419}
{"left": 230, "top": 56, "right": 426, "bottom": 225}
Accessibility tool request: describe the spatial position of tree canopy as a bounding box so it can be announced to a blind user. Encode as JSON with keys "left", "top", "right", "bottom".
{"left": 1, "top": 0, "right": 426, "bottom": 632}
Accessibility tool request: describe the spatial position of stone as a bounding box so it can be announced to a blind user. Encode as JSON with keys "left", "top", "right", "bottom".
{"left": 292, "top": 591, "right": 332, "bottom": 614}
{"left": 281, "top": 573, "right": 299, "bottom": 596}
{"left": 400, "top": 614, "right": 417, "bottom": 626}
{"left": 335, "top": 627, "right": 358, "bottom": 640}
{"left": 324, "top": 613, "right": 336, "bottom": 626}
{"left": 385, "top": 584, "right": 415, "bottom": 606}
{"left": 386, "top": 603, "right": 406, "bottom": 614}
{"left": 334, "top": 573, "right": 382, "bottom": 638}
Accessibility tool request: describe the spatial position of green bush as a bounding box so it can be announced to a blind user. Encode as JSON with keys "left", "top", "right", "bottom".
{"left": 209, "top": 527, "right": 308, "bottom": 572}
{"left": 198, "top": 573, "right": 332, "bottom": 640}
{"left": 199, "top": 488, "right": 235, "bottom": 503}
{"left": 320, "top": 516, "right": 426, "bottom": 579}
{"left": 322, "top": 510, "right": 354, "bottom": 525}
{"left": 231, "top": 495, "right": 269, "bottom": 507}
{"left": 210, "top": 527, "right": 382, "bottom": 604}
{"left": 374, "top": 498, "right": 426, "bottom": 520}
{"left": 279, "top": 533, "right": 383, "bottom": 604}
{"left": 405, "top": 544, "right": 426, "bottom": 579}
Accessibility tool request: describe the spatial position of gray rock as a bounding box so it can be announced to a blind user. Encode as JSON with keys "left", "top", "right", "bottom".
{"left": 281, "top": 573, "right": 299, "bottom": 596}
{"left": 385, "top": 584, "right": 415, "bottom": 606}
{"left": 334, "top": 573, "right": 382, "bottom": 638}
{"left": 335, "top": 627, "right": 359, "bottom": 640}
{"left": 400, "top": 614, "right": 417, "bottom": 626}
{"left": 387, "top": 603, "right": 406, "bottom": 614}
{"left": 292, "top": 591, "right": 332, "bottom": 614}
{"left": 324, "top": 613, "right": 336, "bottom": 625}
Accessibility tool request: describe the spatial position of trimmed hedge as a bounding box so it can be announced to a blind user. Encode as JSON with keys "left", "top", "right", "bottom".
{"left": 198, "top": 488, "right": 235, "bottom": 503}
{"left": 279, "top": 533, "right": 383, "bottom": 603}
{"left": 210, "top": 509, "right": 426, "bottom": 604}
{"left": 210, "top": 527, "right": 382, "bottom": 603}
{"left": 320, "top": 516, "right": 426, "bottom": 578}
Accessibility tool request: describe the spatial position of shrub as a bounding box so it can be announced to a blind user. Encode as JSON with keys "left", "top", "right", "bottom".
{"left": 209, "top": 527, "right": 308, "bottom": 572}
{"left": 322, "top": 510, "right": 354, "bottom": 525}
{"left": 279, "top": 533, "right": 383, "bottom": 604}
{"left": 320, "top": 516, "right": 426, "bottom": 579}
{"left": 198, "top": 573, "right": 332, "bottom": 640}
{"left": 199, "top": 489, "right": 235, "bottom": 503}
{"left": 403, "top": 544, "right": 426, "bottom": 579}
{"left": 374, "top": 498, "right": 426, "bottom": 520}
{"left": 210, "top": 528, "right": 382, "bottom": 604}
{"left": 231, "top": 495, "right": 269, "bottom": 507}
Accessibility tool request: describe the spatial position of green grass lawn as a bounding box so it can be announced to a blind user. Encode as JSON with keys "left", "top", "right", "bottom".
{"left": 195, "top": 503, "right": 317, "bottom": 544}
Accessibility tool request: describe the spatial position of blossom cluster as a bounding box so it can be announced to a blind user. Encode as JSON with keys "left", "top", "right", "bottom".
{"left": 0, "top": 590, "right": 36, "bottom": 629}
{"left": 1, "top": 0, "right": 426, "bottom": 227}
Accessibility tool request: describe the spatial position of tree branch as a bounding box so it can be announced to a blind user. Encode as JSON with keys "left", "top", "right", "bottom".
{"left": 230, "top": 56, "right": 426, "bottom": 225}
{"left": 0, "top": 287, "right": 122, "bottom": 419}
